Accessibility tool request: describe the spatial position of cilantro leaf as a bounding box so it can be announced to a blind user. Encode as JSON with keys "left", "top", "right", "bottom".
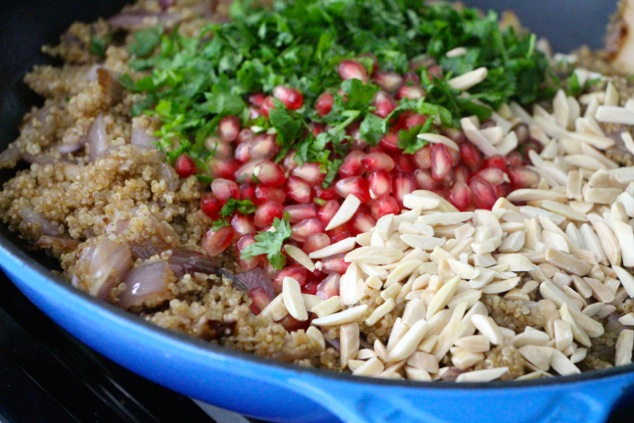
{"left": 220, "top": 198, "right": 257, "bottom": 218}
{"left": 359, "top": 113, "right": 384, "bottom": 145}
{"left": 129, "top": 26, "right": 163, "bottom": 57}
{"left": 90, "top": 34, "right": 111, "bottom": 58}
{"left": 241, "top": 216, "right": 292, "bottom": 270}
{"left": 398, "top": 118, "right": 433, "bottom": 154}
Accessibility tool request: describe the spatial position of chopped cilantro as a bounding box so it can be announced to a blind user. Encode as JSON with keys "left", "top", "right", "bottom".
{"left": 220, "top": 198, "right": 257, "bottom": 218}
{"left": 129, "top": 26, "right": 163, "bottom": 57}
{"left": 89, "top": 34, "right": 112, "bottom": 58}
{"left": 241, "top": 216, "right": 292, "bottom": 270}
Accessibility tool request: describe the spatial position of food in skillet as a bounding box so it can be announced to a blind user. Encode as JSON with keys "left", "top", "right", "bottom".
{"left": 3, "top": 0, "right": 634, "bottom": 382}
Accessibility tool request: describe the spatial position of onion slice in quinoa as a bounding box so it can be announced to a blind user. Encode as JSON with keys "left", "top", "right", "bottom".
{"left": 108, "top": 10, "right": 183, "bottom": 30}
{"left": 34, "top": 235, "right": 80, "bottom": 252}
{"left": 84, "top": 238, "right": 133, "bottom": 299}
{"left": 167, "top": 248, "right": 224, "bottom": 278}
{"left": 18, "top": 205, "right": 62, "bottom": 237}
{"left": 87, "top": 114, "right": 108, "bottom": 162}
{"left": 232, "top": 267, "right": 275, "bottom": 299}
{"left": 118, "top": 260, "right": 175, "bottom": 309}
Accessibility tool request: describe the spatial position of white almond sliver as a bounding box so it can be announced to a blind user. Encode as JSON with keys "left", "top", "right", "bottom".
{"left": 519, "top": 345, "right": 554, "bottom": 371}
{"left": 352, "top": 357, "right": 385, "bottom": 377}
{"left": 387, "top": 320, "right": 431, "bottom": 363}
{"left": 448, "top": 259, "right": 479, "bottom": 280}
{"left": 621, "top": 132, "right": 634, "bottom": 156}
{"left": 448, "top": 67, "right": 488, "bottom": 91}
{"left": 340, "top": 322, "right": 360, "bottom": 368}
{"left": 550, "top": 349, "right": 581, "bottom": 376}
{"left": 506, "top": 189, "right": 567, "bottom": 202}
{"left": 311, "top": 304, "right": 368, "bottom": 326}
{"left": 306, "top": 326, "right": 326, "bottom": 350}
{"left": 454, "top": 335, "right": 490, "bottom": 353}
{"left": 497, "top": 254, "right": 538, "bottom": 272}
{"left": 282, "top": 277, "right": 308, "bottom": 321}
{"left": 613, "top": 265, "right": 634, "bottom": 298}
{"left": 418, "top": 212, "right": 474, "bottom": 226}
{"left": 456, "top": 367, "right": 508, "bottom": 383}
{"left": 308, "top": 237, "right": 356, "bottom": 259}
{"left": 400, "top": 234, "right": 446, "bottom": 250}
{"left": 325, "top": 194, "right": 361, "bottom": 231}
{"left": 482, "top": 277, "right": 521, "bottom": 294}
{"left": 310, "top": 296, "right": 343, "bottom": 318}
{"left": 461, "top": 117, "right": 500, "bottom": 157}
{"left": 471, "top": 314, "right": 503, "bottom": 345}
{"left": 426, "top": 277, "right": 461, "bottom": 320}
{"left": 615, "top": 329, "right": 634, "bottom": 366}
{"left": 416, "top": 133, "right": 459, "bottom": 151}
{"left": 284, "top": 244, "right": 315, "bottom": 272}
{"left": 344, "top": 246, "right": 403, "bottom": 265}
{"left": 612, "top": 220, "right": 634, "bottom": 267}
{"left": 595, "top": 105, "right": 634, "bottom": 125}
{"left": 619, "top": 313, "right": 634, "bottom": 326}
{"left": 365, "top": 298, "right": 396, "bottom": 327}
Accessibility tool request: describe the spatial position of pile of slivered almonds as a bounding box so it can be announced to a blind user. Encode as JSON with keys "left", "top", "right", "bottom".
{"left": 260, "top": 67, "right": 634, "bottom": 382}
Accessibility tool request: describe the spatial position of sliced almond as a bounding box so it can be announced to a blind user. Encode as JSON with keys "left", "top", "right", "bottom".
{"left": 456, "top": 367, "right": 508, "bottom": 383}
{"left": 311, "top": 304, "right": 368, "bottom": 326}
{"left": 448, "top": 67, "right": 488, "bottom": 91}
{"left": 325, "top": 194, "right": 361, "bottom": 231}
{"left": 308, "top": 237, "right": 356, "bottom": 259}
{"left": 282, "top": 277, "right": 308, "bottom": 321}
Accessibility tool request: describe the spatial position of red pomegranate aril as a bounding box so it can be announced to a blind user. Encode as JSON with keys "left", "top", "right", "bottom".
{"left": 459, "top": 142, "right": 483, "bottom": 172}
{"left": 316, "top": 273, "right": 340, "bottom": 299}
{"left": 206, "top": 137, "right": 232, "bottom": 159}
{"left": 338, "top": 59, "right": 368, "bottom": 83}
{"left": 248, "top": 106, "right": 261, "bottom": 119}
{"left": 278, "top": 314, "right": 311, "bottom": 332}
{"left": 285, "top": 204, "right": 317, "bottom": 223}
{"left": 310, "top": 122, "right": 326, "bottom": 136}
{"left": 248, "top": 287, "right": 272, "bottom": 315}
{"left": 303, "top": 233, "right": 331, "bottom": 254}
{"left": 484, "top": 155, "right": 508, "bottom": 172}
{"left": 339, "top": 150, "right": 366, "bottom": 177}
{"left": 174, "top": 154, "right": 197, "bottom": 178}
{"left": 239, "top": 183, "right": 256, "bottom": 200}
{"left": 329, "top": 227, "right": 352, "bottom": 244}
{"left": 254, "top": 161, "right": 285, "bottom": 187}
{"left": 208, "top": 158, "right": 239, "bottom": 179}
{"left": 394, "top": 154, "right": 415, "bottom": 173}
{"left": 293, "top": 163, "right": 324, "bottom": 185}
{"left": 403, "top": 71, "right": 420, "bottom": 86}
{"left": 367, "top": 170, "right": 392, "bottom": 199}
{"left": 393, "top": 172, "right": 417, "bottom": 206}
{"left": 496, "top": 183, "right": 512, "bottom": 199}
{"left": 401, "top": 112, "right": 428, "bottom": 130}
{"left": 273, "top": 85, "right": 304, "bottom": 110}
{"left": 507, "top": 151, "right": 524, "bottom": 168}
{"left": 315, "top": 92, "right": 334, "bottom": 116}
{"left": 218, "top": 115, "right": 240, "bottom": 142}
{"left": 201, "top": 226, "right": 235, "bottom": 257}
{"left": 426, "top": 65, "right": 443, "bottom": 79}
{"left": 449, "top": 181, "right": 472, "bottom": 211}
{"left": 397, "top": 85, "right": 425, "bottom": 100}
{"left": 431, "top": 144, "right": 453, "bottom": 181}
{"left": 349, "top": 207, "right": 376, "bottom": 235}
{"left": 282, "top": 150, "right": 298, "bottom": 172}
{"left": 211, "top": 178, "right": 240, "bottom": 201}
{"left": 379, "top": 131, "right": 400, "bottom": 151}
{"left": 469, "top": 176, "right": 498, "bottom": 209}
{"left": 237, "top": 128, "right": 254, "bottom": 144}
{"left": 364, "top": 152, "right": 395, "bottom": 173}
{"left": 286, "top": 176, "right": 312, "bottom": 204}
{"left": 508, "top": 167, "right": 539, "bottom": 189}
{"left": 249, "top": 134, "right": 279, "bottom": 160}
{"left": 248, "top": 93, "right": 266, "bottom": 107}
{"left": 317, "top": 200, "right": 340, "bottom": 227}
{"left": 273, "top": 265, "right": 310, "bottom": 293}
{"left": 448, "top": 146, "right": 460, "bottom": 166}
{"left": 443, "top": 128, "right": 467, "bottom": 145}
{"left": 302, "top": 281, "right": 319, "bottom": 296}
{"left": 474, "top": 167, "right": 508, "bottom": 186}
{"left": 254, "top": 185, "right": 286, "bottom": 205}
{"left": 260, "top": 96, "right": 275, "bottom": 118}
{"left": 231, "top": 213, "right": 256, "bottom": 236}
{"left": 371, "top": 196, "right": 400, "bottom": 220}
{"left": 335, "top": 176, "right": 371, "bottom": 202}
{"left": 319, "top": 255, "right": 350, "bottom": 274}
{"left": 200, "top": 193, "right": 223, "bottom": 220}
{"left": 314, "top": 185, "right": 338, "bottom": 201}
{"left": 373, "top": 91, "right": 397, "bottom": 118}
{"left": 234, "top": 142, "right": 251, "bottom": 163}
{"left": 290, "top": 218, "right": 325, "bottom": 243}
{"left": 374, "top": 70, "right": 403, "bottom": 92}
{"left": 414, "top": 169, "right": 441, "bottom": 191}
{"left": 254, "top": 201, "right": 285, "bottom": 229}
{"left": 454, "top": 164, "right": 470, "bottom": 184}
{"left": 413, "top": 146, "right": 432, "bottom": 169}
{"left": 237, "top": 235, "right": 261, "bottom": 270}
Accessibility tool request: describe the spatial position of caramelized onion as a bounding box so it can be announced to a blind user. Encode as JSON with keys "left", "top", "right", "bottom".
{"left": 86, "top": 238, "right": 133, "bottom": 299}
{"left": 166, "top": 248, "right": 222, "bottom": 278}
{"left": 19, "top": 205, "right": 61, "bottom": 236}
{"left": 34, "top": 235, "right": 80, "bottom": 252}
{"left": 233, "top": 267, "right": 275, "bottom": 299}
{"left": 88, "top": 114, "right": 107, "bottom": 162}
{"left": 118, "top": 260, "right": 174, "bottom": 309}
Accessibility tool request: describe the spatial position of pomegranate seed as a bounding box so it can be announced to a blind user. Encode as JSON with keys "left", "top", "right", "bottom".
{"left": 359, "top": 52, "right": 379, "bottom": 74}
{"left": 394, "top": 154, "right": 415, "bottom": 173}
{"left": 249, "top": 134, "right": 279, "bottom": 160}
{"left": 303, "top": 233, "right": 331, "bottom": 254}
{"left": 338, "top": 59, "right": 368, "bottom": 82}
{"left": 315, "top": 92, "right": 334, "bottom": 116}
{"left": 234, "top": 142, "right": 251, "bottom": 163}
{"left": 328, "top": 225, "right": 351, "bottom": 243}
{"left": 397, "top": 85, "right": 425, "bottom": 100}
{"left": 364, "top": 152, "right": 395, "bottom": 172}
{"left": 235, "top": 160, "right": 260, "bottom": 184}
{"left": 367, "top": 170, "right": 392, "bottom": 199}
{"left": 508, "top": 167, "right": 540, "bottom": 189}
{"left": 273, "top": 85, "right": 304, "bottom": 110}
{"left": 254, "top": 160, "right": 285, "bottom": 187}
{"left": 474, "top": 167, "right": 508, "bottom": 186}
{"left": 413, "top": 169, "right": 441, "bottom": 190}
{"left": 211, "top": 178, "right": 240, "bottom": 201}
{"left": 338, "top": 150, "right": 366, "bottom": 177}
{"left": 507, "top": 151, "right": 524, "bottom": 168}
{"left": 426, "top": 65, "right": 443, "bottom": 79}
{"left": 260, "top": 96, "right": 275, "bottom": 118}
{"left": 231, "top": 213, "right": 256, "bottom": 236}
{"left": 314, "top": 185, "right": 338, "bottom": 201}
{"left": 208, "top": 158, "right": 239, "bottom": 179}
{"left": 254, "top": 185, "right": 286, "bottom": 205}
{"left": 373, "top": 91, "right": 397, "bottom": 118}
{"left": 278, "top": 314, "right": 311, "bottom": 332}
{"left": 292, "top": 163, "right": 324, "bottom": 185}
{"left": 459, "top": 142, "right": 483, "bottom": 172}
{"left": 393, "top": 172, "right": 417, "bottom": 206}
{"left": 403, "top": 71, "right": 420, "bottom": 86}
{"left": 431, "top": 144, "right": 453, "bottom": 181}
{"left": 449, "top": 181, "right": 472, "bottom": 211}
{"left": 237, "top": 128, "right": 254, "bottom": 144}
{"left": 248, "top": 106, "right": 261, "bottom": 119}
{"left": 316, "top": 273, "right": 340, "bottom": 299}
{"left": 319, "top": 254, "right": 350, "bottom": 274}
{"left": 302, "top": 281, "right": 319, "bottom": 296}
{"left": 254, "top": 201, "right": 285, "bottom": 229}
{"left": 310, "top": 122, "right": 326, "bottom": 136}
{"left": 370, "top": 196, "right": 400, "bottom": 220}
{"left": 448, "top": 145, "right": 460, "bottom": 166}
{"left": 400, "top": 112, "right": 428, "bottom": 130}
{"left": 285, "top": 204, "right": 317, "bottom": 223}
{"left": 273, "top": 265, "right": 310, "bottom": 293}
{"left": 443, "top": 128, "right": 467, "bottom": 145}
{"left": 335, "top": 176, "right": 371, "bottom": 202}
{"left": 412, "top": 146, "right": 432, "bottom": 169}
{"left": 200, "top": 193, "right": 223, "bottom": 220}
{"left": 218, "top": 115, "right": 240, "bottom": 142}
{"left": 484, "top": 155, "right": 508, "bottom": 172}
{"left": 201, "top": 226, "right": 235, "bottom": 257}
{"left": 379, "top": 131, "right": 399, "bottom": 151}
{"left": 349, "top": 207, "right": 376, "bottom": 235}
{"left": 239, "top": 183, "right": 256, "bottom": 200}
{"left": 248, "top": 93, "right": 266, "bottom": 107}
{"left": 374, "top": 70, "right": 403, "bottom": 92}
{"left": 282, "top": 150, "right": 298, "bottom": 172}
{"left": 496, "top": 183, "right": 511, "bottom": 198}
{"left": 286, "top": 176, "right": 312, "bottom": 204}
{"left": 469, "top": 176, "right": 498, "bottom": 209}
{"left": 291, "top": 218, "right": 325, "bottom": 242}
{"left": 317, "top": 200, "right": 340, "bottom": 227}
{"left": 237, "top": 234, "right": 261, "bottom": 270}
{"left": 248, "top": 287, "right": 272, "bottom": 315}
{"left": 206, "top": 137, "right": 232, "bottom": 159}
{"left": 174, "top": 154, "right": 197, "bottom": 178}
{"left": 454, "top": 164, "right": 470, "bottom": 184}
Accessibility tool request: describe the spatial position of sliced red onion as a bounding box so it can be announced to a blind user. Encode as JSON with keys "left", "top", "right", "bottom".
{"left": 118, "top": 260, "right": 174, "bottom": 309}
{"left": 97, "top": 68, "right": 123, "bottom": 102}
{"left": 233, "top": 267, "right": 275, "bottom": 299}
{"left": 108, "top": 10, "right": 183, "bottom": 30}
{"left": 88, "top": 114, "right": 108, "bottom": 162}
{"left": 167, "top": 249, "right": 222, "bottom": 278}
{"left": 158, "top": 162, "right": 179, "bottom": 191}
{"left": 34, "top": 235, "right": 80, "bottom": 252}
{"left": 87, "top": 238, "right": 133, "bottom": 299}
{"left": 21, "top": 152, "right": 58, "bottom": 165}
{"left": 87, "top": 65, "right": 101, "bottom": 82}
{"left": 57, "top": 139, "right": 86, "bottom": 154}
{"left": 129, "top": 240, "right": 170, "bottom": 260}
{"left": 19, "top": 205, "right": 61, "bottom": 236}
{"left": 131, "top": 126, "right": 157, "bottom": 148}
